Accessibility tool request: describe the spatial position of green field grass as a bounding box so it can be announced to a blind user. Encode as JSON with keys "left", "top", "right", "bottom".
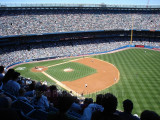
{"left": 91, "top": 48, "right": 160, "bottom": 116}
{"left": 46, "top": 62, "right": 97, "bottom": 81}
{"left": 14, "top": 58, "right": 81, "bottom": 85}
{"left": 14, "top": 48, "right": 160, "bottom": 116}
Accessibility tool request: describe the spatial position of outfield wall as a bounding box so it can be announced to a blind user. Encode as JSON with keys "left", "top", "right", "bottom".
{"left": 6, "top": 45, "right": 160, "bottom": 69}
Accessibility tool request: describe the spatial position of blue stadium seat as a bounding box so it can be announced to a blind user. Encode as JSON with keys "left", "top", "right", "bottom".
{"left": 3, "top": 91, "right": 17, "bottom": 101}
{"left": 26, "top": 109, "right": 48, "bottom": 120}
{"left": 11, "top": 100, "right": 35, "bottom": 115}
{"left": 66, "top": 109, "right": 82, "bottom": 120}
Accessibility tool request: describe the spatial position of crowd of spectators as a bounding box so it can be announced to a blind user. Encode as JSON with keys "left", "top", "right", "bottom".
{"left": 0, "top": 66, "right": 160, "bottom": 120}
{"left": 0, "top": 9, "right": 160, "bottom": 36}
{"left": 0, "top": 37, "right": 159, "bottom": 67}
{"left": 0, "top": 8, "right": 160, "bottom": 120}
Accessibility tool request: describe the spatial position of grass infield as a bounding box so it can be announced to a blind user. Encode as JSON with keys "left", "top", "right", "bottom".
{"left": 46, "top": 62, "right": 97, "bottom": 81}
{"left": 14, "top": 48, "right": 160, "bottom": 116}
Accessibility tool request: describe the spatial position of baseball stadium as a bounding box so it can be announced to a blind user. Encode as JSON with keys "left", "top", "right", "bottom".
{"left": 0, "top": 1, "right": 160, "bottom": 120}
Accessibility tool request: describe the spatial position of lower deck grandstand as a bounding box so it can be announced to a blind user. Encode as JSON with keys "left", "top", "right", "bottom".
{"left": 0, "top": 38, "right": 159, "bottom": 67}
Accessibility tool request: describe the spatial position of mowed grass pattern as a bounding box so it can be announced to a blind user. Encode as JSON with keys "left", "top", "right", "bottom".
{"left": 92, "top": 48, "right": 160, "bottom": 116}
{"left": 14, "top": 48, "right": 160, "bottom": 115}
{"left": 46, "top": 62, "right": 97, "bottom": 81}
{"left": 14, "top": 58, "right": 79, "bottom": 84}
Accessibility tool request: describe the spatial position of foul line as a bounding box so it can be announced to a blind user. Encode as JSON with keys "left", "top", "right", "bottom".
{"left": 42, "top": 71, "right": 81, "bottom": 96}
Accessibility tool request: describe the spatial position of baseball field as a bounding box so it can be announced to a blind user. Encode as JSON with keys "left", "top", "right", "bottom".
{"left": 13, "top": 48, "right": 160, "bottom": 116}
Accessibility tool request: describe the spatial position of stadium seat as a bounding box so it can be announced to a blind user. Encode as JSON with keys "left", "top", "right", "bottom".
{"left": 26, "top": 109, "right": 48, "bottom": 120}
{"left": 3, "top": 91, "right": 17, "bottom": 101}
{"left": 66, "top": 109, "right": 82, "bottom": 120}
{"left": 11, "top": 100, "right": 35, "bottom": 115}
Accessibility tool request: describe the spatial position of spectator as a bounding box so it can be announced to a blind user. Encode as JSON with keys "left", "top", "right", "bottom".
{"left": 47, "top": 91, "right": 75, "bottom": 120}
{"left": 2, "top": 69, "right": 15, "bottom": 85}
{"left": 140, "top": 110, "right": 160, "bottom": 120}
{"left": 31, "top": 85, "right": 49, "bottom": 111}
{"left": 46, "top": 85, "right": 59, "bottom": 107}
{"left": 24, "top": 81, "right": 36, "bottom": 97}
{"left": 80, "top": 94, "right": 104, "bottom": 120}
{"left": 95, "top": 94, "right": 103, "bottom": 105}
{"left": 80, "top": 97, "right": 93, "bottom": 114}
{"left": 17, "top": 88, "right": 30, "bottom": 103}
{"left": 0, "top": 66, "right": 4, "bottom": 81}
{"left": 0, "top": 66, "right": 4, "bottom": 89}
{"left": 68, "top": 96, "right": 82, "bottom": 114}
{"left": 2, "top": 71, "right": 21, "bottom": 97}
{"left": 91, "top": 93, "right": 121, "bottom": 120}
{"left": 119, "top": 99, "right": 140, "bottom": 120}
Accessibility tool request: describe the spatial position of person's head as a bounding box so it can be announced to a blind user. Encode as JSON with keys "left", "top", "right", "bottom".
{"left": 102, "top": 93, "right": 118, "bottom": 114}
{"left": 49, "top": 85, "right": 57, "bottom": 91}
{"left": 28, "top": 82, "right": 36, "bottom": 90}
{"left": 35, "top": 84, "right": 48, "bottom": 98}
{"left": 5, "top": 69, "right": 15, "bottom": 77}
{"left": 35, "top": 81, "right": 42, "bottom": 89}
{"left": 18, "top": 88, "right": 26, "bottom": 96}
{"left": 96, "top": 94, "right": 103, "bottom": 105}
{"left": 123, "top": 99, "right": 133, "bottom": 113}
{"left": 2, "top": 69, "right": 15, "bottom": 84}
{"left": 140, "top": 110, "right": 160, "bottom": 120}
{"left": 74, "top": 96, "right": 80, "bottom": 104}
{"left": 57, "top": 92, "right": 75, "bottom": 113}
{"left": 88, "top": 98, "right": 93, "bottom": 104}
{"left": 0, "top": 66, "right": 4, "bottom": 73}
{"left": 83, "top": 98, "right": 89, "bottom": 104}
{"left": 40, "top": 84, "right": 48, "bottom": 92}
{"left": 11, "top": 72, "right": 20, "bottom": 81}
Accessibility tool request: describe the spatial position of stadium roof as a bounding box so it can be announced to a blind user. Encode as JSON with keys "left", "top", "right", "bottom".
{"left": 0, "top": 3, "right": 160, "bottom": 8}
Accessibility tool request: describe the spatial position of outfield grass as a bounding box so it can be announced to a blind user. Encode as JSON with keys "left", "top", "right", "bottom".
{"left": 91, "top": 48, "right": 160, "bottom": 116}
{"left": 14, "top": 48, "right": 160, "bottom": 116}
{"left": 46, "top": 62, "right": 97, "bottom": 81}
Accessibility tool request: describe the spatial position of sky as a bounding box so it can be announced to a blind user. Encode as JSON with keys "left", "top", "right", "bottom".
{"left": 1, "top": 0, "right": 160, "bottom": 5}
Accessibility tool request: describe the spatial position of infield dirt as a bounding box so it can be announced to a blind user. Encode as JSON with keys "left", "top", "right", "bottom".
{"left": 30, "top": 57, "right": 119, "bottom": 95}
{"left": 62, "top": 57, "right": 119, "bottom": 95}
